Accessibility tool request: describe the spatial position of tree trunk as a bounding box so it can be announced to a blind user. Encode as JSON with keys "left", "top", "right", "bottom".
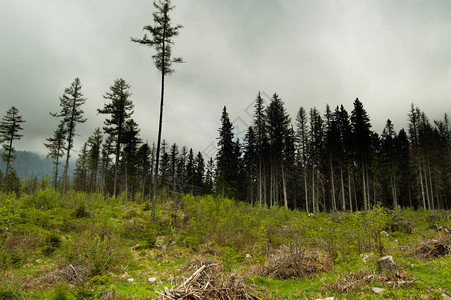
{"left": 258, "top": 156, "right": 262, "bottom": 205}
{"left": 312, "top": 166, "right": 316, "bottom": 213}
{"left": 340, "top": 164, "right": 346, "bottom": 211}
{"left": 418, "top": 163, "right": 426, "bottom": 210}
{"left": 329, "top": 153, "right": 336, "bottom": 212}
{"left": 427, "top": 157, "right": 435, "bottom": 210}
{"left": 348, "top": 167, "right": 353, "bottom": 212}
{"left": 362, "top": 158, "right": 367, "bottom": 211}
{"left": 151, "top": 16, "right": 167, "bottom": 222}
{"left": 5, "top": 127, "right": 14, "bottom": 176}
{"left": 304, "top": 166, "right": 309, "bottom": 213}
{"left": 282, "top": 162, "right": 288, "bottom": 208}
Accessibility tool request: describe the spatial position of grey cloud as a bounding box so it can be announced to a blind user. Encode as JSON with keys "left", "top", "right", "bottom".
{"left": 1, "top": 0, "right": 450, "bottom": 156}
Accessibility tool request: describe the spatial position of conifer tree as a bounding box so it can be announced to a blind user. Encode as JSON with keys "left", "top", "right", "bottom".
{"left": 53, "top": 78, "right": 87, "bottom": 195}
{"left": 296, "top": 106, "right": 309, "bottom": 211}
{"left": 350, "top": 98, "right": 372, "bottom": 210}
{"left": 216, "top": 106, "right": 237, "bottom": 198}
{"left": 132, "top": 0, "right": 183, "bottom": 221}
{"left": 0, "top": 106, "right": 25, "bottom": 176}
{"left": 121, "top": 119, "right": 141, "bottom": 197}
{"left": 73, "top": 143, "right": 88, "bottom": 192}
{"left": 194, "top": 152, "right": 205, "bottom": 195}
{"left": 204, "top": 157, "right": 215, "bottom": 195}
{"left": 44, "top": 121, "right": 66, "bottom": 189}
{"left": 87, "top": 128, "right": 103, "bottom": 193}
{"left": 100, "top": 135, "right": 115, "bottom": 195}
{"left": 381, "top": 119, "right": 399, "bottom": 208}
{"left": 185, "top": 148, "right": 195, "bottom": 194}
{"left": 168, "top": 143, "right": 179, "bottom": 191}
{"left": 308, "top": 107, "right": 324, "bottom": 213}
{"left": 265, "top": 94, "right": 291, "bottom": 207}
{"left": 159, "top": 140, "right": 170, "bottom": 190}
{"left": 176, "top": 146, "right": 187, "bottom": 192}
{"left": 137, "top": 142, "right": 152, "bottom": 197}
{"left": 253, "top": 92, "right": 267, "bottom": 205}
{"left": 98, "top": 78, "right": 134, "bottom": 196}
{"left": 335, "top": 105, "right": 353, "bottom": 211}
{"left": 243, "top": 126, "right": 257, "bottom": 204}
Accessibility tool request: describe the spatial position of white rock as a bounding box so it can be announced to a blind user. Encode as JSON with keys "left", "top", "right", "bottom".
{"left": 380, "top": 230, "right": 390, "bottom": 237}
{"left": 372, "top": 287, "right": 385, "bottom": 294}
{"left": 315, "top": 297, "right": 335, "bottom": 300}
{"left": 148, "top": 277, "right": 157, "bottom": 283}
{"left": 127, "top": 278, "right": 134, "bottom": 283}
{"left": 360, "top": 253, "right": 374, "bottom": 263}
{"left": 245, "top": 253, "right": 252, "bottom": 259}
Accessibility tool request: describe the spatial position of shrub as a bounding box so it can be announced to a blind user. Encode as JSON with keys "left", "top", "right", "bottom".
{"left": 142, "top": 202, "right": 151, "bottom": 211}
{"left": 122, "top": 208, "right": 139, "bottom": 220}
{"left": 42, "top": 233, "right": 61, "bottom": 256}
{"left": 74, "top": 203, "right": 89, "bottom": 218}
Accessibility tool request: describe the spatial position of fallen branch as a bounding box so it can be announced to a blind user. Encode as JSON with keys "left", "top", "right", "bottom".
{"left": 156, "top": 263, "right": 261, "bottom": 300}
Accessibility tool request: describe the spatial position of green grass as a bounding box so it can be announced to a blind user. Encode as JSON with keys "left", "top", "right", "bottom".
{"left": 0, "top": 190, "right": 450, "bottom": 299}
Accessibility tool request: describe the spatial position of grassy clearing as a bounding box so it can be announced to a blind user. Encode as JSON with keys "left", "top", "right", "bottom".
{"left": 0, "top": 190, "right": 450, "bottom": 299}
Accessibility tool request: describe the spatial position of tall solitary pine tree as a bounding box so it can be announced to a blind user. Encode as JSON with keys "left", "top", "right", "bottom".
{"left": 132, "top": 0, "right": 183, "bottom": 221}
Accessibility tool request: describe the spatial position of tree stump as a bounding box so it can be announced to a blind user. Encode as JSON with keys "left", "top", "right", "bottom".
{"left": 377, "top": 255, "right": 396, "bottom": 274}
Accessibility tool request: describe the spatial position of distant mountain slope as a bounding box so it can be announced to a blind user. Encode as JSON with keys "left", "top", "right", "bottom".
{"left": 0, "top": 151, "right": 74, "bottom": 179}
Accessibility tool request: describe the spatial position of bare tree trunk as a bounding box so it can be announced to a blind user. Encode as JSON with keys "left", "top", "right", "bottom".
{"left": 282, "top": 162, "right": 288, "bottom": 208}
{"left": 348, "top": 167, "right": 353, "bottom": 212}
{"left": 151, "top": 33, "right": 166, "bottom": 222}
{"left": 329, "top": 154, "right": 336, "bottom": 212}
{"left": 269, "top": 163, "right": 274, "bottom": 206}
{"left": 304, "top": 166, "right": 309, "bottom": 213}
{"left": 362, "top": 158, "right": 367, "bottom": 211}
{"left": 366, "top": 165, "right": 371, "bottom": 208}
{"left": 312, "top": 166, "right": 316, "bottom": 213}
{"left": 427, "top": 157, "right": 435, "bottom": 210}
{"left": 418, "top": 163, "right": 426, "bottom": 210}
{"left": 54, "top": 153, "right": 60, "bottom": 189}
{"left": 423, "top": 159, "right": 431, "bottom": 210}
{"left": 258, "top": 156, "right": 263, "bottom": 206}
{"left": 340, "top": 165, "right": 346, "bottom": 211}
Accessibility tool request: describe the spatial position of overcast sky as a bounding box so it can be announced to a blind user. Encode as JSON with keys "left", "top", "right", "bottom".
{"left": 1, "top": 0, "right": 450, "bottom": 160}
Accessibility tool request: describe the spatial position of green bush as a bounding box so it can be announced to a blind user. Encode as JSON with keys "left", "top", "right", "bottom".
{"left": 74, "top": 202, "right": 89, "bottom": 218}
{"left": 42, "top": 233, "right": 61, "bottom": 256}
{"left": 142, "top": 202, "right": 151, "bottom": 211}
{"left": 122, "top": 208, "right": 139, "bottom": 220}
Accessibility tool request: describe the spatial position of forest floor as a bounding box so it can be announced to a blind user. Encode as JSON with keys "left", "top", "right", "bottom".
{"left": 0, "top": 190, "right": 450, "bottom": 299}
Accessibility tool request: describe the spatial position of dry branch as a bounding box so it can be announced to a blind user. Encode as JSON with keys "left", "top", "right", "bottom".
{"left": 156, "top": 263, "right": 261, "bottom": 300}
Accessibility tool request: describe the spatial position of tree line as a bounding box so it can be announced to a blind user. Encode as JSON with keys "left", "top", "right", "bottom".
{"left": 216, "top": 93, "right": 450, "bottom": 211}
{"left": 0, "top": 86, "right": 449, "bottom": 212}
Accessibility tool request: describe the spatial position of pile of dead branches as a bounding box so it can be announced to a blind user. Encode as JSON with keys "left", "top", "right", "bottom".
{"left": 23, "top": 264, "right": 88, "bottom": 289}
{"left": 260, "top": 245, "right": 331, "bottom": 280}
{"left": 411, "top": 233, "right": 451, "bottom": 259}
{"left": 156, "top": 263, "right": 261, "bottom": 300}
{"left": 325, "top": 269, "right": 376, "bottom": 292}
{"left": 325, "top": 269, "right": 417, "bottom": 293}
